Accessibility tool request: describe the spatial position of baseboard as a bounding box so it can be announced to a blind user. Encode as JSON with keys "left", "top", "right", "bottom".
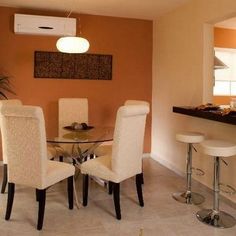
{"left": 150, "top": 153, "right": 236, "bottom": 209}
{"left": 151, "top": 153, "right": 185, "bottom": 177}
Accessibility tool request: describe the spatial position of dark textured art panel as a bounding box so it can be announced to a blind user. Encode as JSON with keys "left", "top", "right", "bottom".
{"left": 34, "top": 51, "right": 112, "bottom": 80}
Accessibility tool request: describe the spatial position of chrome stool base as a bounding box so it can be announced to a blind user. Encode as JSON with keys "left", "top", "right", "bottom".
{"left": 172, "top": 191, "right": 205, "bottom": 205}
{"left": 196, "top": 209, "right": 236, "bottom": 228}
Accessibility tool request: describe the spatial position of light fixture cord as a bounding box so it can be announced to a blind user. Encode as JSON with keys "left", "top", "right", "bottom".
{"left": 67, "top": 9, "right": 73, "bottom": 18}
{"left": 66, "top": 10, "right": 82, "bottom": 36}
{"left": 62, "top": 10, "right": 73, "bottom": 37}
{"left": 65, "top": 0, "right": 83, "bottom": 37}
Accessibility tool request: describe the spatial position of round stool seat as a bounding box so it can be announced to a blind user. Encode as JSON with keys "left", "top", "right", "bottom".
{"left": 201, "top": 139, "right": 236, "bottom": 157}
{"left": 176, "top": 131, "right": 205, "bottom": 144}
{"left": 173, "top": 131, "right": 205, "bottom": 205}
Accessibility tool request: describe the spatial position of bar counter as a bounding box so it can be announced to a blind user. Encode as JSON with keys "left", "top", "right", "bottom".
{"left": 173, "top": 106, "right": 236, "bottom": 126}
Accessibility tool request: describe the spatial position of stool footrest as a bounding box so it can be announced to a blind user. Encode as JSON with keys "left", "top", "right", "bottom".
{"left": 172, "top": 191, "right": 205, "bottom": 205}
{"left": 191, "top": 167, "right": 205, "bottom": 176}
{"left": 196, "top": 209, "right": 236, "bottom": 228}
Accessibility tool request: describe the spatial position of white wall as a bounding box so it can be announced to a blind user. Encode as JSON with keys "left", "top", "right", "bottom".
{"left": 152, "top": 0, "right": 236, "bottom": 203}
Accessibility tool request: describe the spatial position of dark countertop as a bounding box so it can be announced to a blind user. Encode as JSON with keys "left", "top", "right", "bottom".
{"left": 173, "top": 106, "right": 236, "bottom": 125}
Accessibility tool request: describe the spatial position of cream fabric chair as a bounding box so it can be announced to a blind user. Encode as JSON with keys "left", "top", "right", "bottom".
{"left": 0, "top": 99, "right": 57, "bottom": 194}
{"left": 59, "top": 98, "right": 88, "bottom": 136}
{"left": 124, "top": 100, "right": 150, "bottom": 107}
{"left": 94, "top": 100, "right": 150, "bottom": 186}
{"left": 0, "top": 99, "right": 22, "bottom": 194}
{"left": 58, "top": 98, "right": 89, "bottom": 161}
{"left": 0, "top": 105, "right": 75, "bottom": 230}
{"left": 94, "top": 100, "right": 150, "bottom": 157}
{"left": 81, "top": 105, "right": 149, "bottom": 219}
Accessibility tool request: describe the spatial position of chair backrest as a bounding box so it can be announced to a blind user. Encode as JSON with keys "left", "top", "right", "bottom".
{"left": 0, "top": 99, "right": 22, "bottom": 107}
{"left": 124, "top": 100, "right": 150, "bottom": 108}
{"left": 0, "top": 99, "right": 22, "bottom": 164}
{"left": 111, "top": 105, "right": 149, "bottom": 182}
{"left": 58, "top": 98, "right": 88, "bottom": 136}
{"left": 0, "top": 105, "right": 48, "bottom": 188}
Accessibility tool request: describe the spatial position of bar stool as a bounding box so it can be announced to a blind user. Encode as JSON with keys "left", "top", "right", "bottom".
{"left": 173, "top": 131, "right": 205, "bottom": 205}
{"left": 196, "top": 139, "right": 236, "bottom": 228}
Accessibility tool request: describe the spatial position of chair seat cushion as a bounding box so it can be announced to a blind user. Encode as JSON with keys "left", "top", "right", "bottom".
{"left": 80, "top": 155, "right": 118, "bottom": 183}
{"left": 41, "top": 160, "right": 75, "bottom": 189}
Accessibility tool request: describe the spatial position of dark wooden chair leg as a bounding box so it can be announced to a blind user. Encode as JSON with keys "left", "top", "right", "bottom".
{"left": 59, "top": 156, "right": 63, "bottom": 162}
{"left": 36, "top": 189, "right": 40, "bottom": 201}
{"left": 83, "top": 174, "right": 89, "bottom": 206}
{"left": 136, "top": 174, "right": 144, "bottom": 207}
{"left": 140, "top": 172, "right": 144, "bottom": 185}
{"left": 67, "top": 176, "right": 74, "bottom": 209}
{"left": 141, "top": 159, "right": 144, "bottom": 184}
{"left": 83, "top": 154, "right": 94, "bottom": 162}
{"left": 1, "top": 164, "right": 8, "bottom": 194}
{"left": 5, "top": 183, "right": 15, "bottom": 220}
{"left": 37, "top": 189, "right": 46, "bottom": 230}
{"left": 108, "top": 181, "right": 113, "bottom": 195}
{"left": 113, "top": 182, "right": 121, "bottom": 220}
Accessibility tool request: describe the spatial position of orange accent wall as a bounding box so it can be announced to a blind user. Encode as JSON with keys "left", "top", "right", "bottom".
{"left": 214, "top": 27, "right": 236, "bottom": 48}
{"left": 0, "top": 7, "right": 152, "bottom": 157}
{"left": 213, "top": 27, "right": 236, "bottom": 105}
{"left": 213, "top": 96, "right": 233, "bottom": 105}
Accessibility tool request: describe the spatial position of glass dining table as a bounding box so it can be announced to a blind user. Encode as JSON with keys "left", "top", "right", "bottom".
{"left": 47, "top": 126, "right": 113, "bottom": 164}
{"left": 47, "top": 126, "right": 113, "bottom": 208}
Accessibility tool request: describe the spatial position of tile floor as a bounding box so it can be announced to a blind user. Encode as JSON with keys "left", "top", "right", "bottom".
{"left": 0, "top": 158, "right": 235, "bottom": 235}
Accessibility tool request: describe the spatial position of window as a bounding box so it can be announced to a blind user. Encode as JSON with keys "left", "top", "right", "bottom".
{"left": 214, "top": 47, "right": 236, "bottom": 96}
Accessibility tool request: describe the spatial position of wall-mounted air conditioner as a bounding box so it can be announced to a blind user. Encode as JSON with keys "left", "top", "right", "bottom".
{"left": 14, "top": 14, "right": 76, "bottom": 36}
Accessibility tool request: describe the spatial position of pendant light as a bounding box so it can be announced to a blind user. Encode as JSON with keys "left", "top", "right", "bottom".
{"left": 56, "top": 12, "right": 90, "bottom": 54}
{"left": 56, "top": 36, "right": 89, "bottom": 53}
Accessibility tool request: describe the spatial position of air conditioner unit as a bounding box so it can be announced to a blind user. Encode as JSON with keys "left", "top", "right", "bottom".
{"left": 14, "top": 14, "right": 76, "bottom": 36}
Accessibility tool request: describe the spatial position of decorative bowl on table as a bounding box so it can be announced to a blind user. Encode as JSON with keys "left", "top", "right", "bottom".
{"left": 63, "top": 122, "right": 94, "bottom": 131}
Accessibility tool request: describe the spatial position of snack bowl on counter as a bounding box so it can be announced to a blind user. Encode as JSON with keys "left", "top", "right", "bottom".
{"left": 195, "top": 103, "right": 220, "bottom": 111}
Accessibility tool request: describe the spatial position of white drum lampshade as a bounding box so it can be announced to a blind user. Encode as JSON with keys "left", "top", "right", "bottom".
{"left": 56, "top": 36, "right": 90, "bottom": 53}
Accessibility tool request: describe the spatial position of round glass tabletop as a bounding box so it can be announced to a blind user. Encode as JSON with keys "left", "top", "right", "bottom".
{"left": 47, "top": 126, "right": 113, "bottom": 144}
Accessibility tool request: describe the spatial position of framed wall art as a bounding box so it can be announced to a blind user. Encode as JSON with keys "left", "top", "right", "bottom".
{"left": 34, "top": 51, "right": 112, "bottom": 80}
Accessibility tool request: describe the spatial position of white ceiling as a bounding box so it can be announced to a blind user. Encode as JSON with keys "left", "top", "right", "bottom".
{"left": 0, "top": 0, "right": 191, "bottom": 20}
{"left": 215, "top": 17, "right": 236, "bottom": 30}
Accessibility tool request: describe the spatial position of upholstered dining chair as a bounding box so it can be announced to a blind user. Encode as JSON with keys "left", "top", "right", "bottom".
{"left": 0, "top": 99, "right": 22, "bottom": 194}
{"left": 0, "top": 105, "right": 75, "bottom": 230}
{"left": 94, "top": 100, "right": 150, "bottom": 157}
{"left": 58, "top": 98, "right": 89, "bottom": 161}
{"left": 124, "top": 99, "right": 150, "bottom": 107}
{"left": 0, "top": 99, "right": 58, "bottom": 194}
{"left": 124, "top": 100, "right": 150, "bottom": 184}
{"left": 94, "top": 100, "right": 150, "bottom": 187}
{"left": 80, "top": 104, "right": 149, "bottom": 219}
{"left": 59, "top": 98, "right": 88, "bottom": 136}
